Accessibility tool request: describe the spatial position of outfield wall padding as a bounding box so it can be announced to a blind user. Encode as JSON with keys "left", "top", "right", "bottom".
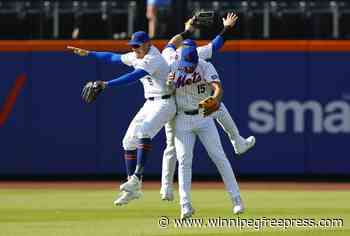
{"left": 0, "top": 40, "right": 349, "bottom": 176}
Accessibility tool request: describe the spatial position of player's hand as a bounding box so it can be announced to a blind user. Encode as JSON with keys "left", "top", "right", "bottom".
{"left": 185, "top": 17, "right": 196, "bottom": 32}
{"left": 222, "top": 12, "right": 238, "bottom": 28}
{"left": 67, "top": 46, "right": 90, "bottom": 56}
{"left": 166, "top": 72, "right": 176, "bottom": 87}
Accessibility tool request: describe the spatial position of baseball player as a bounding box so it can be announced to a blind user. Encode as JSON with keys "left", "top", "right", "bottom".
{"left": 163, "top": 43, "right": 244, "bottom": 219}
{"left": 67, "top": 31, "right": 176, "bottom": 205}
{"left": 160, "top": 13, "right": 256, "bottom": 201}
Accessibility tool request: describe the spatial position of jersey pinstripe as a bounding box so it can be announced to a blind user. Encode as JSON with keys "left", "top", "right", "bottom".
{"left": 170, "top": 59, "right": 219, "bottom": 112}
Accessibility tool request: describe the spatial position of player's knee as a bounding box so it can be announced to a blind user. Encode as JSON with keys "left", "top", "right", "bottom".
{"left": 122, "top": 136, "right": 137, "bottom": 150}
{"left": 177, "top": 154, "right": 192, "bottom": 167}
{"left": 137, "top": 121, "right": 157, "bottom": 139}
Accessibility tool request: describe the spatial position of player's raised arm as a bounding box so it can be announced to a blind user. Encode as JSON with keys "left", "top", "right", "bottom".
{"left": 196, "top": 12, "right": 238, "bottom": 60}
{"left": 211, "top": 12, "right": 238, "bottom": 52}
{"left": 166, "top": 17, "right": 196, "bottom": 49}
{"left": 162, "top": 17, "right": 196, "bottom": 64}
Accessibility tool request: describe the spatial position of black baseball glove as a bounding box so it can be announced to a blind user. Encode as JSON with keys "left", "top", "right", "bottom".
{"left": 81, "top": 81, "right": 105, "bottom": 104}
{"left": 193, "top": 11, "right": 215, "bottom": 27}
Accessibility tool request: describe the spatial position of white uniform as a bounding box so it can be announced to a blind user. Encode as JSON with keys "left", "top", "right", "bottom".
{"left": 161, "top": 44, "right": 244, "bottom": 194}
{"left": 121, "top": 45, "right": 176, "bottom": 150}
{"left": 163, "top": 44, "right": 241, "bottom": 206}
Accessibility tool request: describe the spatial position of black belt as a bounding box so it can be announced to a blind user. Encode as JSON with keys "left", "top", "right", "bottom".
{"left": 147, "top": 94, "right": 171, "bottom": 101}
{"left": 184, "top": 109, "right": 199, "bottom": 115}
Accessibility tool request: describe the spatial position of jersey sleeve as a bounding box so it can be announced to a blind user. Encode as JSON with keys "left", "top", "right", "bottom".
{"left": 121, "top": 52, "right": 135, "bottom": 67}
{"left": 205, "top": 61, "right": 220, "bottom": 83}
{"left": 197, "top": 44, "right": 213, "bottom": 60}
{"left": 162, "top": 45, "right": 177, "bottom": 65}
{"left": 134, "top": 55, "right": 159, "bottom": 75}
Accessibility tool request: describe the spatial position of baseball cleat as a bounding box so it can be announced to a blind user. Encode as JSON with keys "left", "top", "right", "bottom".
{"left": 120, "top": 175, "right": 141, "bottom": 192}
{"left": 180, "top": 203, "right": 196, "bottom": 220}
{"left": 160, "top": 188, "right": 174, "bottom": 201}
{"left": 233, "top": 196, "right": 245, "bottom": 214}
{"left": 114, "top": 190, "right": 143, "bottom": 206}
{"left": 234, "top": 136, "right": 256, "bottom": 156}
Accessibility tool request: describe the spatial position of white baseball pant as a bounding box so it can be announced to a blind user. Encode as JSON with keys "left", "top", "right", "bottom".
{"left": 123, "top": 97, "right": 176, "bottom": 151}
{"left": 174, "top": 113, "right": 241, "bottom": 206}
{"left": 160, "top": 103, "right": 242, "bottom": 193}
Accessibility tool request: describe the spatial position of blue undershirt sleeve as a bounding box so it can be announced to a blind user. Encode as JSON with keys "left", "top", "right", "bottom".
{"left": 106, "top": 69, "right": 149, "bottom": 88}
{"left": 89, "top": 51, "right": 123, "bottom": 65}
{"left": 211, "top": 35, "right": 224, "bottom": 53}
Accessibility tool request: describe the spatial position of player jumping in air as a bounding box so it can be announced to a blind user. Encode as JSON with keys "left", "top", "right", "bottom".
{"left": 67, "top": 31, "right": 176, "bottom": 205}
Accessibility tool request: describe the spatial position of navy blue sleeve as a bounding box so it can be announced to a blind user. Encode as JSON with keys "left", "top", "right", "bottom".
{"left": 106, "top": 69, "right": 149, "bottom": 88}
{"left": 89, "top": 51, "right": 123, "bottom": 65}
{"left": 211, "top": 35, "right": 224, "bottom": 53}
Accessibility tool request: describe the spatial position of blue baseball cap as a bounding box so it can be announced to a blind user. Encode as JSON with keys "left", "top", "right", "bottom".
{"left": 182, "top": 39, "right": 197, "bottom": 47}
{"left": 179, "top": 45, "right": 199, "bottom": 68}
{"left": 128, "top": 31, "right": 150, "bottom": 46}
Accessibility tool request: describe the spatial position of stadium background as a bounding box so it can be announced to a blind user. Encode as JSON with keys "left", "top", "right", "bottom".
{"left": 1, "top": 39, "right": 350, "bottom": 178}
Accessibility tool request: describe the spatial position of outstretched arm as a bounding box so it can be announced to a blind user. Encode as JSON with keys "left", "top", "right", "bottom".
{"left": 105, "top": 69, "right": 149, "bottom": 88}
{"left": 80, "top": 69, "right": 148, "bottom": 104}
{"left": 67, "top": 46, "right": 124, "bottom": 65}
{"left": 89, "top": 51, "right": 123, "bottom": 65}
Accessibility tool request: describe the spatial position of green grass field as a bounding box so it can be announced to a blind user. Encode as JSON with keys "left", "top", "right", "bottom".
{"left": 0, "top": 187, "right": 349, "bottom": 236}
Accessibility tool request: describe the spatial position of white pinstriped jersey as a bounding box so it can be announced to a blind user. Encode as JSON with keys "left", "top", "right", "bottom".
{"left": 162, "top": 45, "right": 219, "bottom": 112}
{"left": 170, "top": 59, "right": 220, "bottom": 112}
{"left": 121, "top": 45, "right": 172, "bottom": 99}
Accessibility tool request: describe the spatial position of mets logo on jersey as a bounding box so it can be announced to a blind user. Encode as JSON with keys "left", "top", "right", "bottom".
{"left": 175, "top": 72, "right": 202, "bottom": 88}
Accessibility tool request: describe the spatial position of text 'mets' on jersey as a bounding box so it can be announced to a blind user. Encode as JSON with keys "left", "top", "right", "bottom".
{"left": 171, "top": 59, "right": 220, "bottom": 112}
{"left": 121, "top": 45, "right": 172, "bottom": 99}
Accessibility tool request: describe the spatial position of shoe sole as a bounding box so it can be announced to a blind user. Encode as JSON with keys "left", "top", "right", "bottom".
{"left": 113, "top": 193, "right": 143, "bottom": 206}
{"left": 114, "top": 197, "right": 140, "bottom": 206}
